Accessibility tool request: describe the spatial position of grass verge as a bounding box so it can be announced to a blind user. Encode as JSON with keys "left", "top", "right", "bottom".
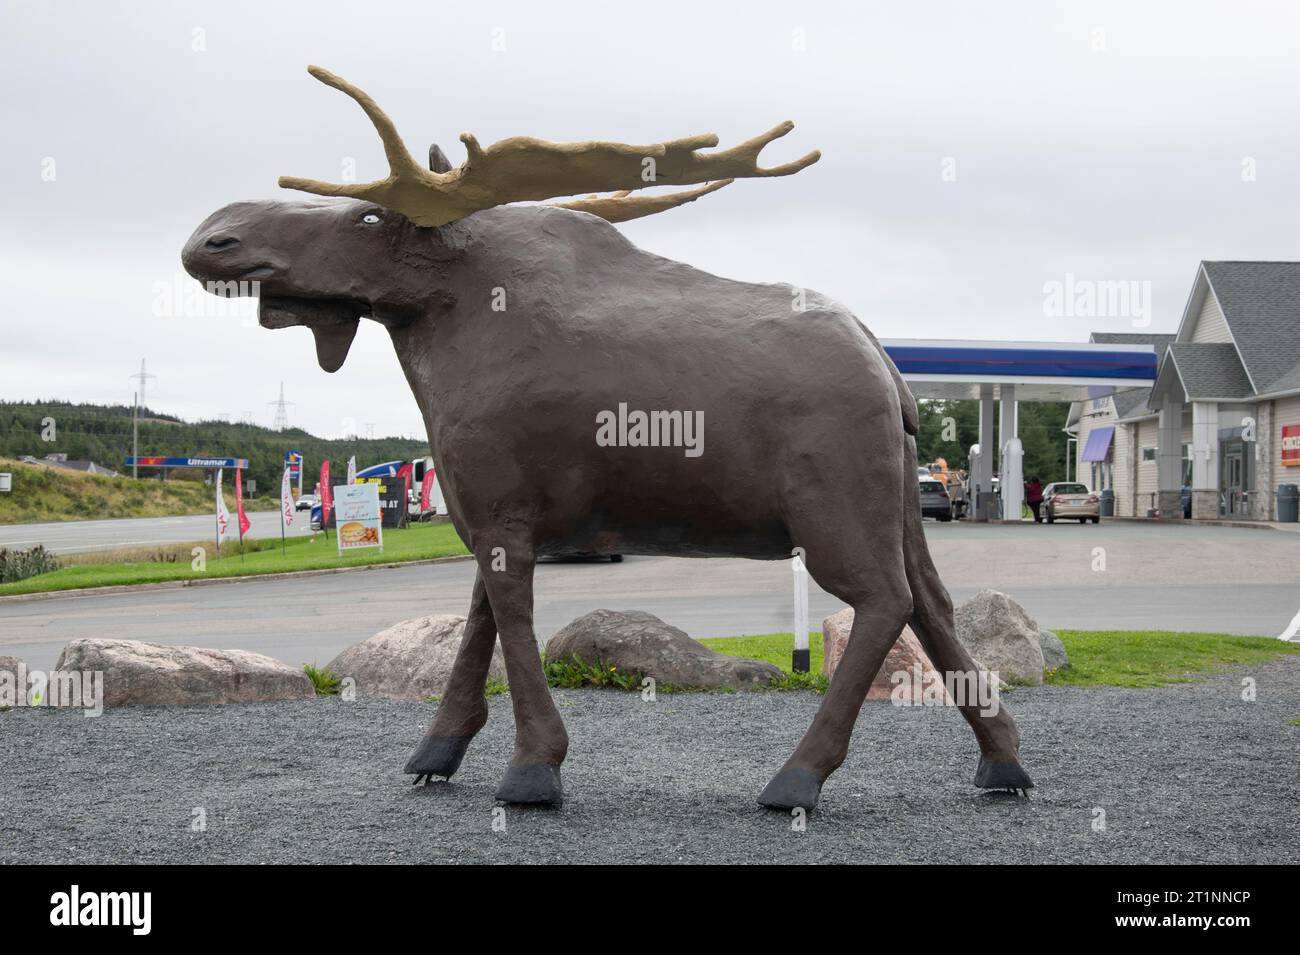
{"left": 0, "top": 457, "right": 278, "bottom": 524}
{"left": 0, "top": 522, "right": 471, "bottom": 596}
{"left": 701, "top": 630, "right": 1299, "bottom": 690}
{"left": 1047, "top": 630, "right": 1300, "bottom": 687}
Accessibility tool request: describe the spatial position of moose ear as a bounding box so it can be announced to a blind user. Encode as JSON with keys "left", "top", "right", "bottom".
{"left": 428, "top": 143, "right": 453, "bottom": 173}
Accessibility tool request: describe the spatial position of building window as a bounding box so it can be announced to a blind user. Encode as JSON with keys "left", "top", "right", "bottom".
{"left": 1181, "top": 443, "right": 1193, "bottom": 486}
{"left": 1142, "top": 447, "right": 1156, "bottom": 462}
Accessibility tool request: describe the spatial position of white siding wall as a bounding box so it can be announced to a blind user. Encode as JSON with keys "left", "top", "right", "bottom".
{"left": 1272, "top": 395, "right": 1300, "bottom": 491}
{"left": 1134, "top": 417, "right": 1160, "bottom": 510}
{"left": 1113, "top": 420, "right": 1134, "bottom": 516}
{"left": 1191, "top": 289, "right": 1232, "bottom": 343}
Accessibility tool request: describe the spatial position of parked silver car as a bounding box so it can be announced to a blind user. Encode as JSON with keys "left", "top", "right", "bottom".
{"left": 1043, "top": 482, "right": 1100, "bottom": 523}
{"left": 918, "top": 478, "right": 953, "bottom": 521}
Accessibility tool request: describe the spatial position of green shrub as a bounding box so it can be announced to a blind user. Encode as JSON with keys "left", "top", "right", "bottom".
{"left": 543, "top": 657, "right": 646, "bottom": 691}
{"left": 0, "top": 545, "right": 60, "bottom": 583}
{"left": 303, "top": 663, "right": 341, "bottom": 696}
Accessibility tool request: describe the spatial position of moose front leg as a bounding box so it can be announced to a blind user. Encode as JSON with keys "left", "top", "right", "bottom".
{"left": 477, "top": 539, "right": 568, "bottom": 806}
{"left": 405, "top": 571, "right": 497, "bottom": 783}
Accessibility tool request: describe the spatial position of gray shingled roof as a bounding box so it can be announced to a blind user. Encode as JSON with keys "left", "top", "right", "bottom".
{"left": 1202, "top": 261, "right": 1300, "bottom": 393}
{"left": 1089, "top": 332, "right": 1177, "bottom": 350}
{"left": 1259, "top": 357, "right": 1300, "bottom": 395}
{"left": 1113, "top": 388, "right": 1154, "bottom": 419}
{"left": 1167, "top": 342, "right": 1255, "bottom": 400}
{"left": 1088, "top": 333, "right": 1176, "bottom": 419}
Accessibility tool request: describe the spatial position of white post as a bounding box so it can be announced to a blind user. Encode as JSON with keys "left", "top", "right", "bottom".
{"left": 999, "top": 384, "right": 1019, "bottom": 521}
{"left": 1191, "top": 401, "right": 1220, "bottom": 519}
{"left": 975, "top": 387, "right": 995, "bottom": 521}
{"left": 792, "top": 554, "right": 810, "bottom": 672}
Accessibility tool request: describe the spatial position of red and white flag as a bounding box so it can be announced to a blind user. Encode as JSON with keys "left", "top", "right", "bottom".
{"left": 235, "top": 467, "right": 251, "bottom": 537}
{"left": 320, "top": 460, "right": 333, "bottom": 527}
{"left": 280, "top": 465, "right": 295, "bottom": 528}
{"left": 420, "top": 466, "right": 434, "bottom": 513}
{"left": 215, "top": 470, "right": 231, "bottom": 543}
{"left": 346, "top": 456, "right": 357, "bottom": 485}
{"left": 396, "top": 462, "right": 413, "bottom": 524}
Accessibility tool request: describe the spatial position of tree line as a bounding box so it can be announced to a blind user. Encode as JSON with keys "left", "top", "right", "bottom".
{"left": 0, "top": 400, "right": 431, "bottom": 496}
{"left": 913, "top": 398, "right": 1072, "bottom": 485}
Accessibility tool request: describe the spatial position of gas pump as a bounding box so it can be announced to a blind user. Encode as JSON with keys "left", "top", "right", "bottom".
{"left": 1000, "top": 437, "right": 1024, "bottom": 523}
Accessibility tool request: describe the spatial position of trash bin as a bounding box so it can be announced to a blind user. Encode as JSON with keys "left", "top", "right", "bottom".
{"left": 1277, "top": 484, "right": 1299, "bottom": 523}
{"left": 1099, "top": 488, "right": 1115, "bottom": 517}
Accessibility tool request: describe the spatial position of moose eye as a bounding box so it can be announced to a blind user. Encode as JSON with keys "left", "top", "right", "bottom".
{"left": 362, "top": 214, "right": 381, "bottom": 224}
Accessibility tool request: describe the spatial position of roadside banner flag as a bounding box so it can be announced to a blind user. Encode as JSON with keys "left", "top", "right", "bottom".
{"left": 235, "top": 467, "right": 251, "bottom": 537}
{"left": 281, "top": 465, "right": 295, "bottom": 528}
{"left": 396, "top": 462, "right": 414, "bottom": 526}
{"left": 215, "top": 469, "right": 231, "bottom": 544}
{"left": 347, "top": 456, "right": 357, "bottom": 485}
{"left": 321, "top": 460, "right": 333, "bottom": 529}
{"left": 420, "top": 466, "right": 434, "bottom": 513}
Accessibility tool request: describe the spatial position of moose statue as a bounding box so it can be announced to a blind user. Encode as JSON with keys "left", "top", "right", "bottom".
{"left": 183, "top": 66, "right": 1033, "bottom": 810}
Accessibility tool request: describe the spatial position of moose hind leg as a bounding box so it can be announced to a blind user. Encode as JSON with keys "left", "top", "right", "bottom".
{"left": 759, "top": 549, "right": 913, "bottom": 812}
{"left": 900, "top": 437, "right": 1032, "bottom": 791}
{"left": 477, "top": 541, "right": 568, "bottom": 806}
{"left": 406, "top": 571, "right": 497, "bottom": 782}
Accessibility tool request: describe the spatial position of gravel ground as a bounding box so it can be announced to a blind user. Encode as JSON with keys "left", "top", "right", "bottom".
{"left": 2, "top": 658, "right": 1297, "bottom": 864}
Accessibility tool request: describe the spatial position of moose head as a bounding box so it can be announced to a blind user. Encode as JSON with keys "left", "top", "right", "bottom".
{"left": 183, "top": 65, "right": 818, "bottom": 372}
{"left": 182, "top": 67, "right": 1032, "bottom": 812}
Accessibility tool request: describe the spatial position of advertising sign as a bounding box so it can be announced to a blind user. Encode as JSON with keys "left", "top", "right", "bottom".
{"left": 333, "top": 483, "right": 383, "bottom": 554}
{"left": 124, "top": 456, "right": 248, "bottom": 469}
{"left": 1282, "top": 424, "right": 1300, "bottom": 467}
{"left": 280, "top": 466, "right": 295, "bottom": 529}
{"left": 284, "top": 451, "right": 304, "bottom": 498}
{"left": 320, "top": 460, "right": 333, "bottom": 527}
{"left": 215, "top": 470, "right": 231, "bottom": 544}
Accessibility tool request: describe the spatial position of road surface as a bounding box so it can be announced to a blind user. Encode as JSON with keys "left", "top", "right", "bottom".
{"left": 0, "top": 510, "right": 314, "bottom": 554}
{"left": 3, "top": 521, "right": 1297, "bottom": 671}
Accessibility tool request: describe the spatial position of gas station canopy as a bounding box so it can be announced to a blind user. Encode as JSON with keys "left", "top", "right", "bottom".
{"left": 880, "top": 339, "right": 1158, "bottom": 401}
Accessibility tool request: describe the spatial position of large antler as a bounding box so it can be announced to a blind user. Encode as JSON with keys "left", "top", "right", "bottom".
{"left": 278, "top": 66, "right": 820, "bottom": 227}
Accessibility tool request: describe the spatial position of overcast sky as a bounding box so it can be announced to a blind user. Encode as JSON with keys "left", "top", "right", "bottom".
{"left": 4, "top": 0, "right": 1300, "bottom": 439}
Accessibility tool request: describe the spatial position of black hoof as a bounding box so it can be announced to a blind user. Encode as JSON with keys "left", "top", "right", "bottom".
{"left": 974, "top": 754, "right": 1034, "bottom": 790}
{"left": 495, "top": 764, "right": 563, "bottom": 806}
{"left": 757, "top": 767, "right": 823, "bottom": 811}
{"left": 404, "top": 734, "right": 474, "bottom": 781}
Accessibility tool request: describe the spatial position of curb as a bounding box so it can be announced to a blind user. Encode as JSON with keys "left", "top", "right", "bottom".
{"left": 0, "top": 554, "right": 475, "bottom": 605}
{"left": 1106, "top": 516, "right": 1295, "bottom": 532}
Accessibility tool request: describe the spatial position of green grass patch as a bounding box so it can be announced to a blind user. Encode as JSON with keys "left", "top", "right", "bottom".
{"left": 0, "top": 457, "right": 278, "bottom": 524}
{"left": 697, "top": 632, "right": 829, "bottom": 692}
{"left": 699, "top": 630, "right": 1298, "bottom": 691}
{"left": 1047, "top": 630, "right": 1298, "bottom": 687}
{"left": 0, "top": 522, "right": 470, "bottom": 596}
{"left": 303, "top": 663, "right": 341, "bottom": 696}
{"left": 699, "top": 632, "right": 823, "bottom": 674}
{"left": 543, "top": 657, "right": 647, "bottom": 691}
